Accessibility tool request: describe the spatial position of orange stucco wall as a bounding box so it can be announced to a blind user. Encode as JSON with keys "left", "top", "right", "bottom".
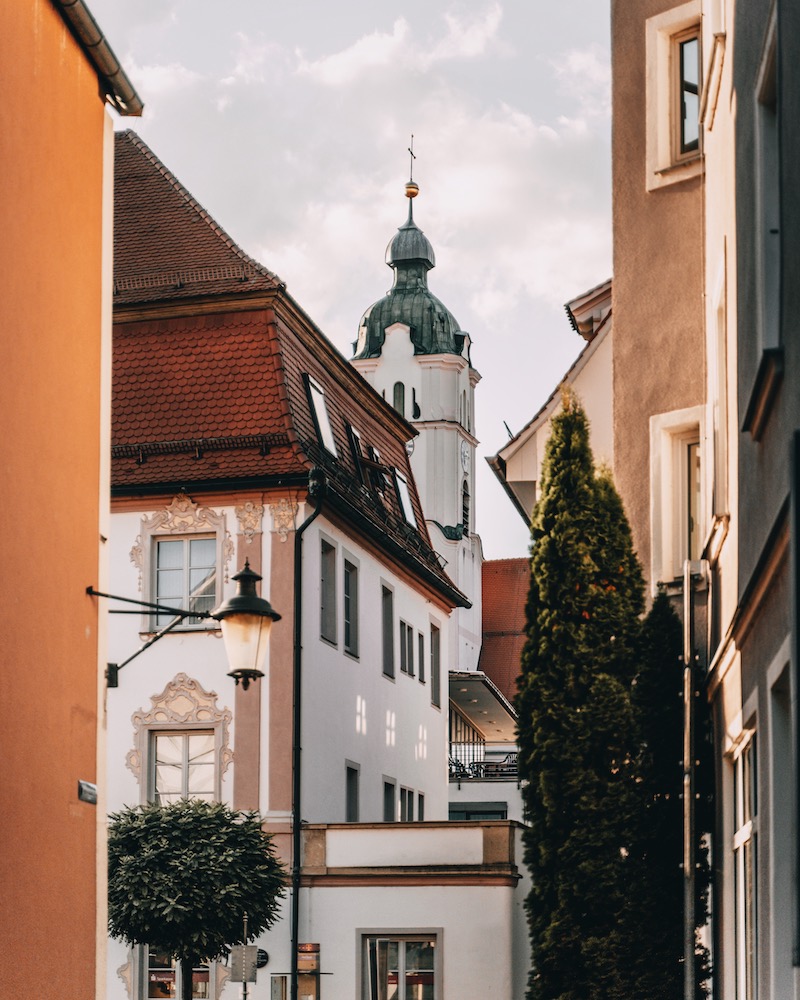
{"left": 0, "top": 2, "right": 110, "bottom": 995}
{"left": 610, "top": 0, "right": 705, "bottom": 580}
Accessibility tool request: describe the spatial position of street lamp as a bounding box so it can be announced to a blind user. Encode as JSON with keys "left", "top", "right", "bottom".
{"left": 87, "top": 560, "right": 281, "bottom": 689}
{"left": 211, "top": 560, "right": 282, "bottom": 690}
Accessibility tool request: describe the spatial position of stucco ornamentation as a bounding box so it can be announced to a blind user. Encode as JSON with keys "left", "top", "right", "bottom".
{"left": 129, "top": 494, "right": 233, "bottom": 589}
{"left": 235, "top": 501, "right": 264, "bottom": 543}
{"left": 270, "top": 498, "right": 298, "bottom": 542}
{"left": 116, "top": 958, "right": 133, "bottom": 998}
{"left": 125, "top": 673, "right": 233, "bottom": 784}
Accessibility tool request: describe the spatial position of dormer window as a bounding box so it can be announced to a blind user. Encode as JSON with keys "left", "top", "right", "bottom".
{"left": 395, "top": 471, "right": 417, "bottom": 527}
{"left": 305, "top": 374, "right": 338, "bottom": 455}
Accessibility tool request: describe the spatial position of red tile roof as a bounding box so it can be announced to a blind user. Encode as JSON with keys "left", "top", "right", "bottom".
{"left": 111, "top": 131, "right": 466, "bottom": 608}
{"left": 114, "top": 130, "right": 282, "bottom": 305}
{"left": 479, "top": 558, "right": 529, "bottom": 702}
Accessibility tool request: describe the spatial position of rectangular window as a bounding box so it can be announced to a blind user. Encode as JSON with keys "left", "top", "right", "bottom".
{"left": 430, "top": 624, "right": 441, "bottom": 707}
{"left": 677, "top": 30, "right": 700, "bottom": 154}
{"left": 400, "top": 787, "right": 414, "bottom": 822}
{"left": 417, "top": 793, "right": 425, "bottom": 822}
{"left": 154, "top": 536, "right": 216, "bottom": 627}
{"left": 394, "top": 471, "right": 417, "bottom": 527}
{"left": 306, "top": 374, "right": 338, "bottom": 455}
{"left": 150, "top": 731, "right": 215, "bottom": 804}
{"left": 399, "top": 621, "right": 414, "bottom": 676}
{"left": 383, "top": 780, "right": 396, "bottom": 823}
{"left": 363, "top": 936, "right": 437, "bottom": 1000}
{"left": 343, "top": 559, "right": 359, "bottom": 656}
{"left": 320, "top": 539, "right": 337, "bottom": 644}
{"left": 346, "top": 764, "right": 360, "bottom": 823}
{"left": 686, "top": 439, "right": 701, "bottom": 561}
{"left": 347, "top": 424, "right": 365, "bottom": 483}
{"left": 382, "top": 587, "right": 394, "bottom": 678}
{"left": 146, "top": 949, "right": 210, "bottom": 999}
{"left": 417, "top": 632, "right": 425, "bottom": 684}
{"left": 734, "top": 734, "right": 758, "bottom": 1000}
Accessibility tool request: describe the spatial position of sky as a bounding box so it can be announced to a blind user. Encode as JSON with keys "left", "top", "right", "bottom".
{"left": 91, "top": 0, "right": 613, "bottom": 559}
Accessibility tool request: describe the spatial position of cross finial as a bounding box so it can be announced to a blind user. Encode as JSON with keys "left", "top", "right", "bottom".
{"left": 407, "top": 134, "right": 416, "bottom": 183}
{"left": 405, "top": 135, "right": 419, "bottom": 204}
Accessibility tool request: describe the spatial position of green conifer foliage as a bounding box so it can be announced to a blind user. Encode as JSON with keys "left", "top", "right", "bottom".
{"left": 518, "top": 392, "right": 644, "bottom": 1000}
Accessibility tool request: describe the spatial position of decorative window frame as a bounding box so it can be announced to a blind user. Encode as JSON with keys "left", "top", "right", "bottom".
{"left": 125, "top": 673, "right": 233, "bottom": 805}
{"left": 129, "top": 495, "right": 233, "bottom": 631}
{"left": 645, "top": 0, "right": 702, "bottom": 191}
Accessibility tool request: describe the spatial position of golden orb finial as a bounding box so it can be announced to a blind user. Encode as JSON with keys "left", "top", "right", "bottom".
{"left": 405, "top": 180, "right": 419, "bottom": 199}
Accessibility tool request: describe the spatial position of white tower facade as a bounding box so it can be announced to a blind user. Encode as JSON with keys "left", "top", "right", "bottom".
{"left": 352, "top": 183, "right": 483, "bottom": 672}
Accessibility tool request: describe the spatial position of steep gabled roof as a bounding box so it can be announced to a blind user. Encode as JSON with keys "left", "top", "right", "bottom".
{"left": 114, "top": 131, "right": 282, "bottom": 305}
{"left": 111, "top": 132, "right": 468, "bottom": 609}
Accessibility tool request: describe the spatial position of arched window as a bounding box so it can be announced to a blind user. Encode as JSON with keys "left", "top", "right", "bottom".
{"left": 462, "top": 480, "right": 470, "bottom": 533}
{"left": 393, "top": 381, "right": 405, "bottom": 417}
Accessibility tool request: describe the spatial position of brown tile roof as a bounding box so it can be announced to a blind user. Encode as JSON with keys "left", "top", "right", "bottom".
{"left": 114, "top": 130, "right": 282, "bottom": 305}
{"left": 111, "top": 132, "right": 466, "bottom": 608}
{"left": 479, "top": 558, "right": 529, "bottom": 702}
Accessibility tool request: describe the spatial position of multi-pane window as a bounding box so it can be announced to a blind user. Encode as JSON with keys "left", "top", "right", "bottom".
{"left": 363, "top": 936, "right": 436, "bottom": 1000}
{"left": 346, "top": 764, "right": 360, "bottom": 823}
{"left": 417, "top": 632, "right": 425, "bottom": 684}
{"left": 344, "top": 559, "right": 359, "bottom": 656}
{"left": 430, "top": 625, "right": 441, "bottom": 708}
{"left": 382, "top": 587, "right": 395, "bottom": 678}
{"left": 150, "top": 732, "right": 216, "bottom": 805}
{"left": 146, "top": 950, "right": 209, "bottom": 999}
{"left": 677, "top": 30, "right": 700, "bottom": 154}
{"left": 400, "top": 787, "right": 414, "bottom": 821}
{"left": 399, "top": 621, "right": 414, "bottom": 676}
{"left": 734, "top": 735, "right": 758, "bottom": 1000}
{"left": 320, "top": 539, "right": 337, "bottom": 644}
{"left": 154, "top": 536, "right": 216, "bottom": 627}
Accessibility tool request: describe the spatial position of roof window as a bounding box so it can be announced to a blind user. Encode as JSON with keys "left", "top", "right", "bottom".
{"left": 305, "top": 375, "right": 338, "bottom": 456}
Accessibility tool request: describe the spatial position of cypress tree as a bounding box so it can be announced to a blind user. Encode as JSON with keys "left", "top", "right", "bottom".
{"left": 517, "top": 391, "right": 644, "bottom": 1000}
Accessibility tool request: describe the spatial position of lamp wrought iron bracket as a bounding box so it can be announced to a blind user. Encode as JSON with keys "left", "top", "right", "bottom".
{"left": 86, "top": 586, "right": 213, "bottom": 688}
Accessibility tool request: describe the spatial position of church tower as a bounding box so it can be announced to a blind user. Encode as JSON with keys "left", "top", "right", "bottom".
{"left": 352, "top": 171, "right": 483, "bottom": 673}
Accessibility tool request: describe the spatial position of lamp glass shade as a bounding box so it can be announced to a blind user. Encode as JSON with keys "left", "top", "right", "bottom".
{"left": 219, "top": 612, "right": 273, "bottom": 678}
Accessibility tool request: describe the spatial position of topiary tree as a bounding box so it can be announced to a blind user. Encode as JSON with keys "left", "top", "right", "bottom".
{"left": 108, "top": 798, "right": 286, "bottom": 1000}
{"left": 517, "top": 389, "right": 644, "bottom": 1000}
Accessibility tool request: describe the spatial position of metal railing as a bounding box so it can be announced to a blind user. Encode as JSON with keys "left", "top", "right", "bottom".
{"left": 449, "top": 742, "right": 518, "bottom": 780}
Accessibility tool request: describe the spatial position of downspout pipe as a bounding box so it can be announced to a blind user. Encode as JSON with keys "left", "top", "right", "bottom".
{"left": 683, "top": 559, "right": 696, "bottom": 1000}
{"left": 290, "top": 468, "right": 327, "bottom": 1000}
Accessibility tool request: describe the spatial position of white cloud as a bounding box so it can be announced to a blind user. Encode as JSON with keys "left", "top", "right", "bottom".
{"left": 296, "top": 19, "right": 409, "bottom": 86}
{"left": 219, "top": 33, "right": 277, "bottom": 86}
{"left": 124, "top": 58, "right": 203, "bottom": 98}
{"left": 422, "top": 3, "right": 504, "bottom": 66}
{"left": 553, "top": 45, "right": 611, "bottom": 120}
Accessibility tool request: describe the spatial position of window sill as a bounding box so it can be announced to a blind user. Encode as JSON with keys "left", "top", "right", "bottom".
{"left": 742, "top": 347, "right": 783, "bottom": 441}
{"left": 648, "top": 153, "right": 702, "bottom": 192}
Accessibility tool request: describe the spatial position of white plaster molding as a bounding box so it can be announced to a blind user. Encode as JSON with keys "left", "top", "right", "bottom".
{"left": 129, "top": 495, "right": 233, "bottom": 592}
{"left": 235, "top": 501, "right": 264, "bottom": 544}
{"left": 126, "top": 673, "right": 233, "bottom": 790}
{"left": 270, "top": 498, "right": 298, "bottom": 542}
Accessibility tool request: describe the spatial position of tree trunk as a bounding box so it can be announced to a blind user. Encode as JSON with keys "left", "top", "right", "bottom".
{"left": 181, "top": 956, "right": 194, "bottom": 1000}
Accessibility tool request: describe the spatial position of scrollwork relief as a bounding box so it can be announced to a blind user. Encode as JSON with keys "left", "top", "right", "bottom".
{"left": 270, "top": 498, "right": 298, "bottom": 542}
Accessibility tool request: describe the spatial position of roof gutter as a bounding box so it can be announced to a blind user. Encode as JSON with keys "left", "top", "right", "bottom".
{"left": 53, "top": 0, "right": 143, "bottom": 116}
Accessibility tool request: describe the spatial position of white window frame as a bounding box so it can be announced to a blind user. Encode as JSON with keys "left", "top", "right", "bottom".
{"left": 306, "top": 374, "right": 338, "bottom": 455}
{"left": 130, "top": 497, "right": 232, "bottom": 633}
{"left": 399, "top": 786, "right": 414, "bottom": 822}
{"left": 359, "top": 931, "right": 441, "bottom": 1000}
{"left": 394, "top": 470, "right": 417, "bottom": 527}
{"left": 140, "top": 948, "right": 215, "bottom": 1000}
{"left": 399, "top": 620, "right": 414, "bottom": 677}
{"left": 645, "top": 1, "right": 702, "bottom": 190}
{"left": 320, "top": 534, "right": 337, "bottom": 646}
{"left": 649, "top": 405, "right": 704, "bottom": 588}
{"left": 343, "top": 554, "right": 360, "bottom": 657}
{"left": 732, "top": 731, "right": 758, "bottom": 1000}
{"left": 149, "top": 729, "right": 217, "bottom": 805}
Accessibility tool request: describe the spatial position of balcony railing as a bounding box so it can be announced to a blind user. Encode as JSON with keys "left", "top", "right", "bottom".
{"left": 449, "top": 742, "right": 518, "bottom": 781}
